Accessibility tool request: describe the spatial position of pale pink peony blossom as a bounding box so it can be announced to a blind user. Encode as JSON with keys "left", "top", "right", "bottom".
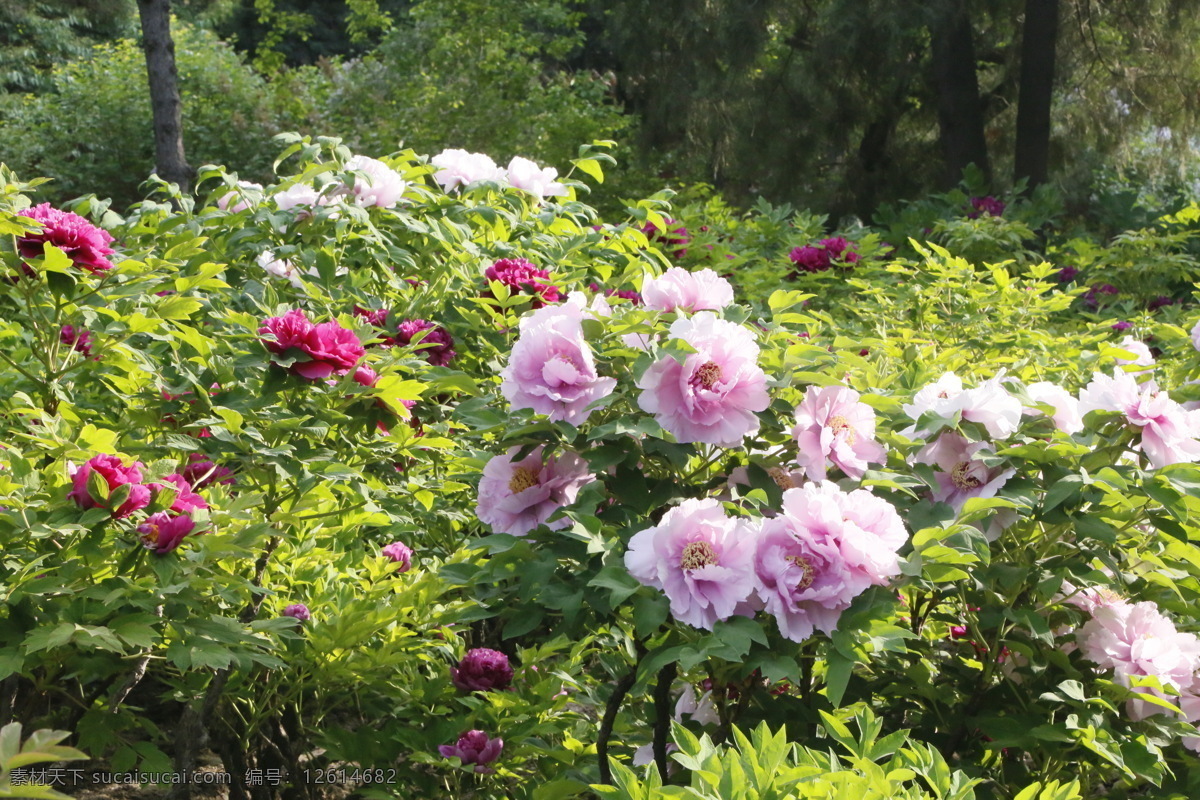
{"left": 1191, "top": 320, "right": 1200, "bottom": 352}
{"left": 1024, "top": 381, "right": 1084, "bottom": 435}
{"left": 216, "top": 181, "right": 262, "bottom": 213}
{"left": 1078, "top": 370, "right": 1200, "bottom": 468}
{"left": 506, "top": 156, "right": 568, "bottom": 203}
{"left": 257, "top": 251, "right": 305, "bottom": 288}
{"left": 792, "top": 385, "right": 887, "bottom": 480}
{"left": 1113, "top": 336, "right": 1155, "bottom": 370}
{"left": 902, "top": 372, "right": 1021, "bottom": 439}
{"left": 624, "top": 498, "right": 758, "bottom": 630}
{"left": 914, "top": 433, "right": 1015, "bottom": 515}
{"left": 342, "top": 155, "right": 407, "bottom": 208}
{"left": 641, "top": 267, "right": 735, "bottom": 312}
{"left": 754, "top": 482, "right": 907, "bottom": 642}
{"left": 636, "top": 313, "right": 769, "bottom": 447}
{"left": 476, "top": 445, "right": 595, "bottom": 536}
{"left": 274, "top": 182, "right": 333, "bottom": 213}
{"left": 431, "top": 149, "right": 506, "bottom": 191}
{"left": 1077, "top": 601, "right": 1200, "bottom": 719}
{"left": 499, "top": 300, "right": 616, "bottom": 425}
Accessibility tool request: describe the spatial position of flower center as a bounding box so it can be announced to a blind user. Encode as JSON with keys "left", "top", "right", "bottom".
{"left": 787, "top": 555, "right": 815, "bottom": 589}
{"left": 508, "top": 466, "right": 540, "bottom": 494}
{"left": 140, "top": 524, "right": 159, "bottom": 546}
{"left": 694, "top": 361, "right": 722, "bottom": 389}
{"left": 680, "top": 541, "right": 718, "bottom": 570}
{"left": 951, "top": 461, "right": 984, "bottom": 490}
{"left": 768, "top": 467, "right": 796, "bottom": 490}
{"left": 828, "top": 415, "right": 857, "bottom": 445}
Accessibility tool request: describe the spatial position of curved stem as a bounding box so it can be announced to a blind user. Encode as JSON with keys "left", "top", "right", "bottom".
{"left": 597, "top": 641, "right": 645, "bottom": 785}
{"left": 652, "top": 660, "right": 678, "bottom": 782}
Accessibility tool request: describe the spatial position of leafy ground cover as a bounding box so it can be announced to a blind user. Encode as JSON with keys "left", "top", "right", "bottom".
{"left": 3, "top": 139, "right": 1200, "bottom": 799}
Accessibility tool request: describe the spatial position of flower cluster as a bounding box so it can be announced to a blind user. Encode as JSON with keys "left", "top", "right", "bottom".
{"left": 787, "top": 237, "right": 859, "bottom": 275}
{"left": 431, "top": 149, "right": 567, "bottom": 203}
{"left": 967, "top": 196, "right": 1006, "bottom": 218}
{"left": 625, "top": 485, "right": 907, "bottom": 638}
{"left": 259, "top": 310, "right": 365, "bottom": 380}
{"left": 1079, "top": 369, "right": 1200, "bottom": 469}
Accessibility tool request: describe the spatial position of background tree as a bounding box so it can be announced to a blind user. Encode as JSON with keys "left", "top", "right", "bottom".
{"left": 137, "top": 0, "right": 192, "bottom": 190}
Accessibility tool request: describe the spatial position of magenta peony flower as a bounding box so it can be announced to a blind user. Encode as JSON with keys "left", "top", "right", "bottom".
{"left": 1078, "top": 370, "right": 1200, "bottom": 469}
{"left": 342, "top": 155, "right": 407, "bottom": 208}
{"left": 259, "top": 310, "right": 365, "bottom": 380}
{"left": 476, "top": 446, "right": 595, "bottom": 536}
{"left": 1083, "top": 283, "right": 1119, "bottom": 310}
{"left": 484, "top": 258, "right": 560, "bottom": 308}
{"left": 641, "top": 267, "right": 734, "bottom": 312}
{"left": 587, "top": 282, "right": 641, "bottom": 305}
{"left": 17, "top": 203, "right": 116, "bottom": 274}
{"left": 792, "top": 385, "right": 886, "bottom": 480}
{"left": 1077, "top": 601, "right": 1200, "bottom": 719}
{"left": 181, "top": 454, "right": 234, "bottom": 489}
{"left": 353, "top": 364, "right": 378, "bottom": 388}
{"left": 452, "top": 648, "right": 514, "bottom": 692}
{"left": 395, "top": 319, "right": 457, "bottom": 366}
{"left": 641, "top": 218, "right": 690, "bottom": 259}
{"left": 282, "top": 603, "right": 311, "bottom": 622}
{"left": 147, "top": 473, "right": 207, "bottom": 515}
{"left": 137, "top": 511, "right": 195, "bottom": 554}
{"left": 1148, "top": 295, "right": 1177, "bottom": 311}
{"left": 68, "top": 454, "right": 151, "bottom": 519}
{"left": 914, "top": 433, "right": 1015, "bottom": 514}
{"left": 755, "top": 483, "right": 907, "bottom": 642}
{"left": 499, "top": 301, "right": 616, "bottom": 425}
{"left": 968, "top": 196, "right": 1006, "bottom": 218}
{"left": 431, "top": 149, "right": 506, "bottom": 191}
{"left": 506, "top": 156, "right": 567, "bottom": 203}
{"left": 1111, "top": 320, "right": 1132, "bottom": 332}
{"left": 382, "top": 541, "right": 413, "bottom": 572}
{"left": 1023, "top": 381, "right": 1084, "bottom": 435}
{"left": 787, "top": 238, "right": 859, "bottom": 275}
{"left": 60, "top": 325, "right": 93, "bottom": 357}
{"left": 636, "top": 312, "right": 769, "bottom": 446}
{"left": 1057, "top": 266, "right": 1079, "bottom": 283}
{"left": 439, "top": 730, "right": 503, "bottom": 774}
{"left": 624, "top": 498, "right": 757, "bottom": 630}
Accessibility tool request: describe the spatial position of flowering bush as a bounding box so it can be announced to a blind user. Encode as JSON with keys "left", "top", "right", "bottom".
{"left": 5, "top": 136, "right": 1200, "bottom": 800}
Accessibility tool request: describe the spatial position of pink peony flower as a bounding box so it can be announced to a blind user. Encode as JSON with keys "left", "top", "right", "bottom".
{"left": 1114, "top": 336, "right": 1155, "bottom": 370}
{"left": 1192, "top": 320, "right": 1200, "bottom": 352}
{"left": 137, "top": 511, "right": 195, "bottom": 554}
{"left": 636, "top": 313, "right": 769, "bottom": 446}
{"left": 624, "top": 498, "right": 757, "bottom": 630}
{"left": 395, "top": 319, "right": 456, "bottom": 366}
{"left": 17, "top": 203, "right": 116, "bottom": 274}
{"left": 726, "top": 462, "right": 807, "bottom": 501}
{"left": 257, "top": 251, "right": 306, "bottom": 288}
{"left": 342, "top": 155, "right": 407, "bottom": 208}
{"left": 149, "top": 473, "right": 208, "bottom": 515}
{"left": 499, "top": 301, "right": 616, "bottom": 425}
{"left": 68, "top": 454, "right": 151, "bottom": 519}
{"left": 1078, "top": 370, "right": 1200, "bottom": 469}
{"left": 641, "top": 267, "right": 734, "bottom": 312}
{"left": 60, "top": 325, "right": 93, "bottom": 357}
{"left": 382, "top": 541, "right": 413, "bottom": 572}
{"left": 216, "top": 181, "right": 262, "bottom": 213}
{"left": 475, "top": 445, "right": 595, "bottom": 536}
{"left": 755, "top": 483, "right": 907, "bottom": 642}
{"left": 439, "top": 730, "right": 503, "bottom": 774}
{"left": 792, "top": 385, "right": 887, "bottom": 480}
{"left": 1077, "top": 601, "right": 1200, "bottom": 719}
{"left": 259, "top": 310, "right": 365, "bottom": 380}
{"left": 1023, "top": 381, "right": 1084, "bottom": 435}
{"left": 282, "top": 603, "right": 311, "bottom": 622}
{"left": 914, "top": 433, "right": 1015, "bottom": 514}
{"left": 431, "top": 149, "right": 506, "bottom": 191}
{"left": 506, "top": 156, "right": 567, "bottom": 203}
{"left": 274, "top": 182, "right": 333, "bottom": 213}
{"left": 181, "top": 454, "right": 234, "bottom": 489}
{"left": 484, "top": 258, "right": 560, "bottom": 308}
{"left": 452, "top": 648, "right": 514, "bottom": 692}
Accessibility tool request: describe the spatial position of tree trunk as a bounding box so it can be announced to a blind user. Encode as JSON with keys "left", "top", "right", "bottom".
{"left": 929, "top": 0, "right": 991, "bottom": 188}
{"left": 1013, "top": 0, "right": 1059, "bottom": 190}
{"left": 136, "top": 0, "right": 192, "bottom": 191}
